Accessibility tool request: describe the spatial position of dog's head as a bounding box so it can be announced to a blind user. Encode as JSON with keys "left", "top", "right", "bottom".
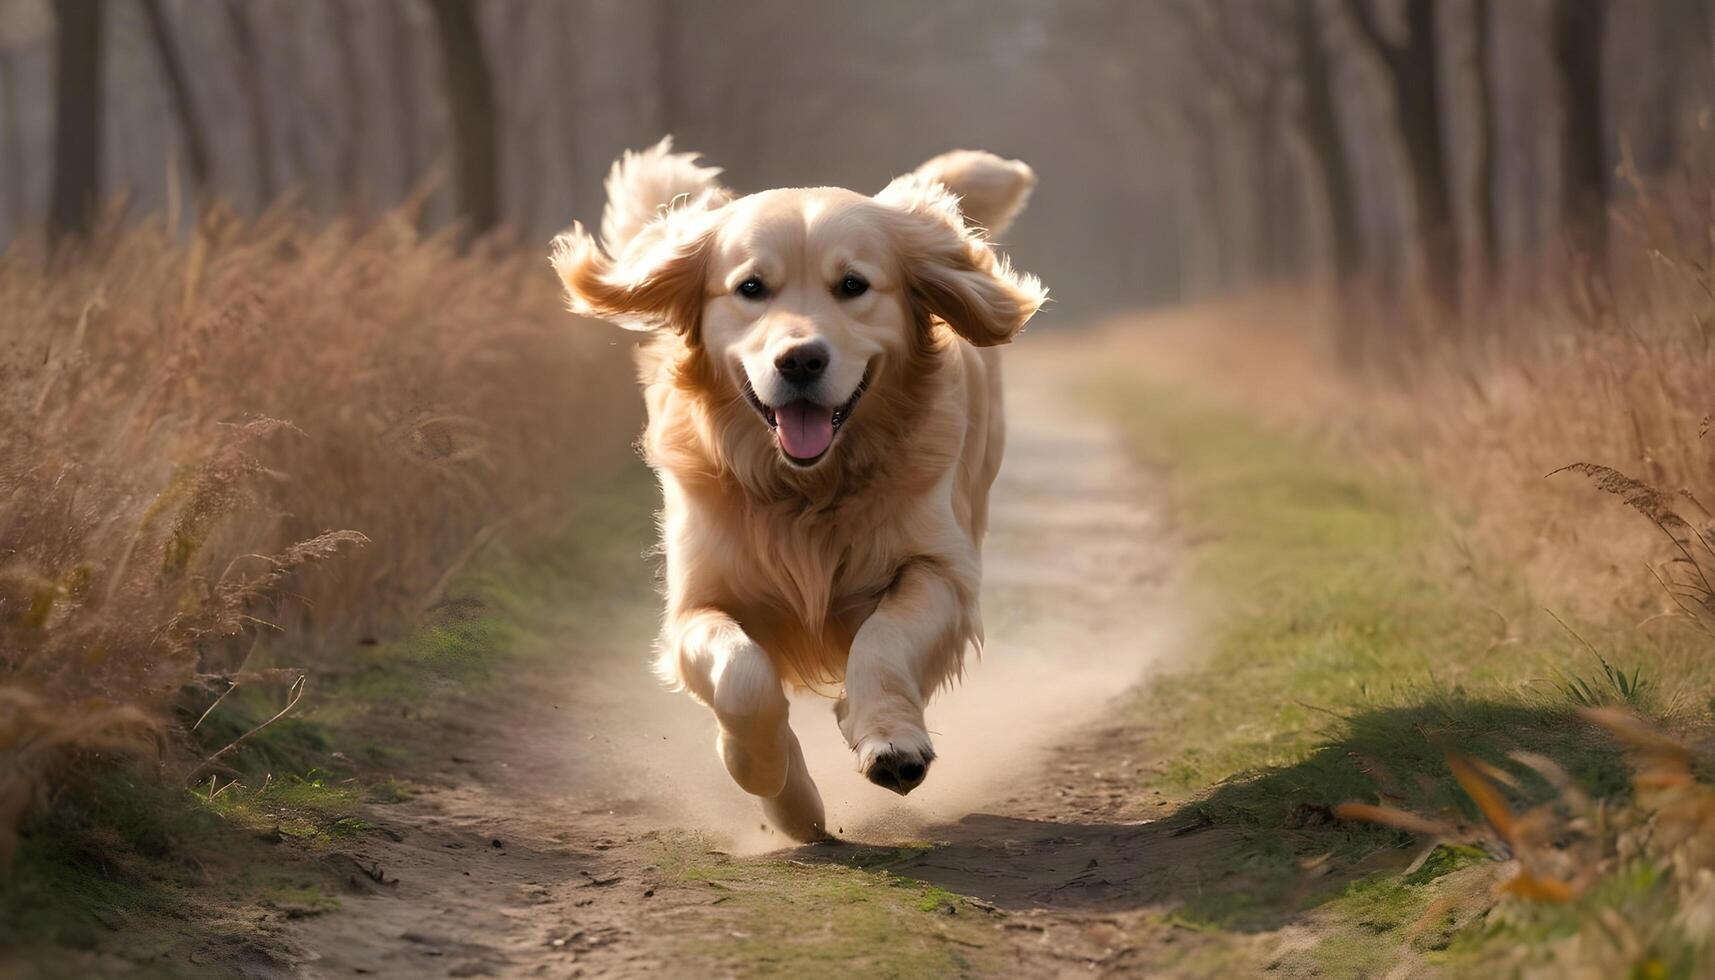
{"left": 553, "top": 140, "right": 1045, "bottom": 470}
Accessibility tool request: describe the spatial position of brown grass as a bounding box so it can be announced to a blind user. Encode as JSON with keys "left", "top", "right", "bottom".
{"left": 1100, "top": 179, "right": 1715, "bottom": 631}
{"left": 0, "top": 202, "right": 640, "bottom": 857}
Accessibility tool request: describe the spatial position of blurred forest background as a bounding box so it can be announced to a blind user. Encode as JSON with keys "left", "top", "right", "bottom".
{"left": 3, "top": 0, "right": 1711, "bottom": 317}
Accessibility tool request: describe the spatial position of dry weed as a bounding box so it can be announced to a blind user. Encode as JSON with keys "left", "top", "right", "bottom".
{"left": 0, "top": 204, "right": 639, "bottom": 857}
{"left": 1338, "top": 709, "right": 1715, "bottom": 973}
{"left": 1106, "top": 175, "right": 1715, "bottom": 625}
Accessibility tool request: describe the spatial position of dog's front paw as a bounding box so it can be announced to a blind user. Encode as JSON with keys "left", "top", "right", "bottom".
{"left": 854, "top": 732, "right": 935, "bottom": 796}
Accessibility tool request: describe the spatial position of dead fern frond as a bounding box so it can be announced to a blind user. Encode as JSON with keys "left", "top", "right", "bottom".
{"left": 1580, "top": 707, "right": 1694, "bottom": 790}
{"left": 1332, "top": 802, "right": 1459, "bottom": 838}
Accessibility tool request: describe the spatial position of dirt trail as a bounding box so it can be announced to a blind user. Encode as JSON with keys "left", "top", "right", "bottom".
{"left": 286, "top": 345, "right": 1189, "bottom": 978}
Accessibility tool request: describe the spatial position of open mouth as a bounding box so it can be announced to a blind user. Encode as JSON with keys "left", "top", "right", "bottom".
{"left": 743, "top": 371, "right": 871, "bottom": 467}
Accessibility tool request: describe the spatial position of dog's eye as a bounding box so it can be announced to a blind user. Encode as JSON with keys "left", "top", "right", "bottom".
{"left": 736, "top": 276, "right": 768, "bottom": 300}
{"left": 837, "top": 274, "right": 869, "bottom": 299}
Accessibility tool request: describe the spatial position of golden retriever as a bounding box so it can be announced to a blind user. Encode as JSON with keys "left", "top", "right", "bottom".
{"left": 552, "top": 140, "right": 1044, "bottom": 841}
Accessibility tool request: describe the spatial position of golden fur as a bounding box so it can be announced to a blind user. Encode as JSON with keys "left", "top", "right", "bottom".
{"left": 552, "top": 139, "right": 1043, "bottom": 841}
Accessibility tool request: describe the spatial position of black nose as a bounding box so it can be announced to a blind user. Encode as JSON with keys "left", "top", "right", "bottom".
{"left": 774, "top": 343, "right": 829, "bottom": 386}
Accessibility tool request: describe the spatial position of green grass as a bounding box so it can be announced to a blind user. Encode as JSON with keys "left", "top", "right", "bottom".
{"left": 1093, "top": 378, "right": 1705, "bottom": 973}
{"left": 1, "top": 772, "right": 207, "bottom": 950}
{"left": 244, "top": 869, "right": 343, "bottom": 918}
{"left": 202, "top": 770, "right": 370, "bottom": 847}
{"left": 0, "top": 765, "right": 360, "bottom": 978}
{"left": 657, "top": 836, "right": 993, "bottom": 977}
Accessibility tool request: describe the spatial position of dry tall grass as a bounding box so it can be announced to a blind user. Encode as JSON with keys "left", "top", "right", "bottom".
{"left": 0, "top": 203, "right": 639, "bottom": 857}
{"left": 1109, "top": 177, "right": 1715, "bottom": 633}
{"left": 1111, "top": 175, "right": 1715, "bottom": 971}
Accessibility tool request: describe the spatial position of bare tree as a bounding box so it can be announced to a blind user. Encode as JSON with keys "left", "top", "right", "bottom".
{"left": 330, "top": 0, "right": 368, "bottom": 211}
{"left": 1169, "top": 1, "right": 1299, "bottom": 287}
{"left": 656, "top": 0, "right": 684, "bottom": 136}
{"left": 0, "top": 46, "right": 24, "bottom": 229}
{"left": 1288, "top": 0, "right": 1362, "bottom": 282}
{"left": 426, "top": 0, "right": 500, "bottom": 234}
{"left": 49, "top": 0, "right": 103, "bottom": 241}
{"left": 275, "top": 7, "right": 318, "bottom": 199}
{"left": 1342, "top": 0, "right": 1459, "bottom": 305}
{"left": 1168, "top": 86, "right": 1231, "bottom": 296}
{"left": 1472, "top": 0, "right": 1501, "bottom": 279}
{"left": 1629, "top": 0, "right": 1706, "bottom": 178}
{"left": 1549, "top": 0, "right": 1606, "bottom": 256}
{"left": 500, "top": 3, "right": 553, "bottom": 226}
{"left": 385, "top": 0, "right": 421, "bottom": 198}
{"left": 223, "top": 0, "right": 274, "bottom": 204}
{"left": 139, "top": 0, "right": 210, "bottom": 192}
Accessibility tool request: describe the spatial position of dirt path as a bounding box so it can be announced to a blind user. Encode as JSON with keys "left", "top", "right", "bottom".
{"left": 285, "top": 346, "right": 1193, "bottom": 978}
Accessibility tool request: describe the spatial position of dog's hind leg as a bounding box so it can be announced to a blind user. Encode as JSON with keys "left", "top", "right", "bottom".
{"left": 838, "top": 561, "right": 969, "bottom": 796}
{"left": 760, "top": 726, "right": 828, "bottom": 842}
{"left": 667, "top": 609, "right": 828, "bottom": 840}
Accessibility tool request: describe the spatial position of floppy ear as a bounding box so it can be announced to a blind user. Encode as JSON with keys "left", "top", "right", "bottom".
{"left": 550, "top": 213, "right": 712, "bottom": 335}
{"left": 875, "top": 178, "right": 1047, "bottom": 348}
{"left": 598, "top": 137, "right": 730, "bottom": 254}
{"left": 890, "top": 150, "right": 1035, "bottom": 238}
{"left": 550, "top": 139, "right": 727, "bottom": 335}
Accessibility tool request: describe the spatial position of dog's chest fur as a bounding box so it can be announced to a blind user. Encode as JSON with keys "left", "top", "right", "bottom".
{"left": 642, "top": 336, "right": 989, "bottom": 688}
{"left": 697, "top": 476, "right": 945, "bottom": 685}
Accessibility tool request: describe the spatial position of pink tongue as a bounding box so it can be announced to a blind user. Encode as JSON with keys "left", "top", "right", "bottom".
{"left": 775, "top": 401, "right": 835, "bottom": 460}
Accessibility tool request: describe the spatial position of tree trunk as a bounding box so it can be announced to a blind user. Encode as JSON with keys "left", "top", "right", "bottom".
{"left": 223, "top": 0, "right": 274, "bottom": 204}
{"left": 1180, "top": 101, "right": 1226, "bottom": 297}
{"left": 1246, "top": 109, "right": 1291, "bottom": 281}
{"left": 0, "top": 48, "right": 25, "bottom": 230}
{"left": 330, "top": 0, "right": 367, "bottom": 212}
{"left": 1472, "top": 0, "right": 1502, "bottom": 280}
{"left": 1343, "top": 0, "right": 1460, "bottom": 306}
{"left": 139, "top": 0, "right": 210, "bottom": 193}
{"left": 656, "top": 0, "right": 683, "bottom": 136}
{"left": 276, "top": 5, "right": 314, "bottom": 194}
{"left": 1268, "top": 139, "right": 1309, "bottom": 280}
{"left": 1549, "top": 0, "right": 1607, "bottom": 257}
{"left": 49, "top": 0, "right": 103, "bottom": 242}
{"left": 1290, "top": 0, "right": 1362, "bottom": 282}
{"left": 385, "top": 0, "right": 422, "bottom": 198}
{"left": 426, "top": 0, "right": 500, "bottom": 235}
{"left": 1220, "top": 115, "right": 1264, "bottom": 288}
{"left": 1631, "top": 0, "right": 1706, "bottom": 177}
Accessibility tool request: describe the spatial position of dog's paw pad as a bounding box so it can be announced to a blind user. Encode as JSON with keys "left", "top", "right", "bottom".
{"left": 864, "top": 748, "right": 933, "bottom": 796}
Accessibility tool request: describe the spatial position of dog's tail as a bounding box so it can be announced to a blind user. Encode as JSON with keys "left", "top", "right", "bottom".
{"left": 599, "top": 137, "right": 731, "bottom": 256}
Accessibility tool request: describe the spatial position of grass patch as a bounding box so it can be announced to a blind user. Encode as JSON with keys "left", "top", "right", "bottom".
{"left": 1094, "top": 378, "right": 1705, "bottom": 970}
{"left": 1, "top": 772, "right": 205, "bottom": 950}
{"left": 245, "top": 869, "right": 343, "bottom": 919}
{"left": 657, "top": 836, "right": 993, "bottom": 977}
{"left": 0, "top": 765, "right": 358, "bottom": 974}
{"left": 367, "top": 777, "right": 415, "bottom": 804}
{"left": 203, "top": 771, "right": 369, "bottom": 848}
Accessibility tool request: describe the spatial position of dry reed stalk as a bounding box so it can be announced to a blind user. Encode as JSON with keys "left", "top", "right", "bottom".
{"left": 0, "top": 202, "right": 641, "bottom": 856}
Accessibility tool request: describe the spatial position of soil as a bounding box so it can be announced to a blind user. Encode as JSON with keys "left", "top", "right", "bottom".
{"left": 279, "top": 347, "right": 1241, "bottom": 978}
